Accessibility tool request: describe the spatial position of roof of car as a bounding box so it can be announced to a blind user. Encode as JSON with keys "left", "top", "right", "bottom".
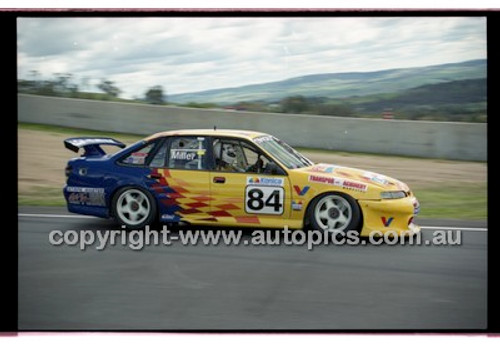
{"left": 144, "top": 129, "right": 269, "bottom": 141}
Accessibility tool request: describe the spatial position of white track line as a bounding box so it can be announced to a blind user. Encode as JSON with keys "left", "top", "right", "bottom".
{"left": 18, "top": 213, "right": 96, "bottom": 219}
{"left": 18, "top": 213, "right": 488, "bottom": 231}
{"left": 420, "top": 226, "right": 487, "bottom": 232}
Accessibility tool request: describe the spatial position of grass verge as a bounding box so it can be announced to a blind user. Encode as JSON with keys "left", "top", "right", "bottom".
{"left": 18, "top": 122, "right": 144, "bottom": 142}
{"left": 413, "top": 183, "right": 487, "bottom": 220}
{"left": 18, "top": 186, "right": 65, "bottom": 207}
{"left": 293, "top": 146, "right": 485, "bottom": 163}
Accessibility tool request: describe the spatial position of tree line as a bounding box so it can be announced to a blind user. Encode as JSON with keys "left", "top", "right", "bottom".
{"left": 17, "top": 72, "right": 486, "bottom": 122}
{"left": 18, "top": 72, "right": 166, "bottom": 105}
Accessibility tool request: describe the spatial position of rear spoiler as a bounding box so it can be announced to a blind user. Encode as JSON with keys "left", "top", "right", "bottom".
{"left": 64, "top": 137, "right": 126, "bottom": 157}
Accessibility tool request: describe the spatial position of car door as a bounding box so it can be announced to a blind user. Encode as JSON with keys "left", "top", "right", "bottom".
{"left": 146, "top": 135, "right": 213, "bottom": 224}
{"left": 209, "top": 137, "right": 291, "bottom": 228}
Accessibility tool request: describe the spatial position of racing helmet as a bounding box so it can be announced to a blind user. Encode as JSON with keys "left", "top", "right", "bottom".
{"left": 214, "top": 141, "right": 237, "bottom": 166}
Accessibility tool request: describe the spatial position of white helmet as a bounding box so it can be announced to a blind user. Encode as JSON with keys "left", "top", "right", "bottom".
{"left": 214, "top": 142, "right": 237, "bottom": 166}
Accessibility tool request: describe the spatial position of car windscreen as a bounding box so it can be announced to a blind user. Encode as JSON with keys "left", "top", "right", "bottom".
{"left": 253, "top": 136, "right": 313, "bottom": 169}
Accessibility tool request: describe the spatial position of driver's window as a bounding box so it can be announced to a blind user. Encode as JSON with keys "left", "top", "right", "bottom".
{"left": 213, "top": 138, "right": 278, "bottom": 174}
{"left": 213, "top": 139, "right": 246, "bottom": 172}
{"left": 241, "top": 142, "right": 272, "bottom": 174}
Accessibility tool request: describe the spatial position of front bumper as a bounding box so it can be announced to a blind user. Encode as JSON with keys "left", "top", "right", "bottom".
{"left": 358, "top": 196, "right": 420, "bottom": 237}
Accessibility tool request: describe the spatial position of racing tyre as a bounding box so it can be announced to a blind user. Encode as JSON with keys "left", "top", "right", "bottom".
{"left": 307, "top": 192, "right": 361, "bottom": 235}
{"left": 112, "top": 187, "right": 157, "bottom": 229}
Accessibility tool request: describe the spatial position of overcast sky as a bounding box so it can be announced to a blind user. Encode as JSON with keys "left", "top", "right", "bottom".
{"left": 17, "top": 17, "right": 486, "bottom": 99}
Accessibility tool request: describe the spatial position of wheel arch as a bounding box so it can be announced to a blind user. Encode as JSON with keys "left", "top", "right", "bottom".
{"left": 302, "top": 189, "right": 364, "bottom": 230}
{"left": 108, "top": 183, "right": 158, "bottom": 218}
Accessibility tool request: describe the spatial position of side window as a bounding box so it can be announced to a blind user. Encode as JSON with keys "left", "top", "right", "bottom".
{"left": 168, "top": 137, "right": 208, "bottom": 170}
{"left": 212, "top": 138, "right": 278, "bottom": 174}
{"left": 120, "top": 142, "right": 156, "bottom": 166}
{"left": 149, "top": 140, "right": 168, "bottom": 168}
{"left": 213, "top": 139, "right": 246, "bottom": 172}
{"left": 241, "top": 142, "right": 274, "bottom": 174}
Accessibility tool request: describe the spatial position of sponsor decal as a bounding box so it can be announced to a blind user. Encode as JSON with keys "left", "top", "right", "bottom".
{"left": 413, "top": 200, "right": 420, "bottom": 215}
{"left": 381, "top": 216, "right": 394, "bottom": 227}
{"left": 293, "top": 185, "right": 310, "bottom": 196}
{"left": 309, "top": 164, "right": 341, "bottom": 173}
{"left": 67, "top": 187, "right": 105, "bottom": 206}
{"left": 309, "top": 175, "right": 367, "bottom": 192}
{"left": 68, "top": 138, "right": 118, "bottom": 146}
{"left": 342, "top": 180, "right": 368, "bottom": 192}
{"left": 336, "top": 170, "right": 352, "bottom": 177}
{"left": 161, "top": 214, "right": 178, "bottom": 221}
{"left": 363, "top": 172, "right": 390, "bottom": 185}
{"left": 308, "top": 175, "right": 339, "bottom": 185}
{"left": 66, "top": 187, "right": 104, "bottom": 193}
{"left": 170, "top": 150, "right": 198, "bottom": 161}
{"left": 291, "top": 200, "right": 303, "bottom": 211}
{"left": 253, "top": 136, "right": 273, "bottom": 144}
{"left": 125, "top": 152, "right": 148, "bottom": 164}
{"left": 247, "top": 177, "right": 284, "bottom": 186}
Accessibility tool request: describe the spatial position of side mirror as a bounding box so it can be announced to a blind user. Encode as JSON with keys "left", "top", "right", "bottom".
{"left": 264, "top": 162, "right": 285, "bottom": 175}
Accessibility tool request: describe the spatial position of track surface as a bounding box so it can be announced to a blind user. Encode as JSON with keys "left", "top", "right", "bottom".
{"left": 18, "top": 207, "right": 487, "bottom": 330}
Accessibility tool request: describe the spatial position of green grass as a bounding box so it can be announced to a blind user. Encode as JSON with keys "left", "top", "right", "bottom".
{"left": 18, "top": 186, "right": 65, "bottom": 207}
{"left": 295, "top": 146, "right": 479, "bottom": 163}
{"left": 413, "top": 183, "right": 487, "bottom": 220}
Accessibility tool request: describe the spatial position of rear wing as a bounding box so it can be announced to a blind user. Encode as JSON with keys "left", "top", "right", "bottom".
{"left": 64, "top": 137, "right": 126, "bottom": 157}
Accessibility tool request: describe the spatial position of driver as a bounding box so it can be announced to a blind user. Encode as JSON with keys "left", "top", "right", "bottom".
{"left": 214, "top": 142, "right": 244, "bottom": 172}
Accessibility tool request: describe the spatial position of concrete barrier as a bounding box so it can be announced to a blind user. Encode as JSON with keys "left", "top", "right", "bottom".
{"left": 18, "top": 94, "right": 487, "bottom": 161}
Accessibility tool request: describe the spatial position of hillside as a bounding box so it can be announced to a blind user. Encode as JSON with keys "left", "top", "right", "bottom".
{"left": 350, "top": 78, "right": 486, "bottom": 111}
{"left": 169, "top": 59, "right": 486, "bottom": 104}
{"left": 220, "top": 78, "right": 487, "bottom": 122}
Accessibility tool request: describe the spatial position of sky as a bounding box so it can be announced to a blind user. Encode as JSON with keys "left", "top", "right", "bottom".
{"left": 17, "top": 17, "right": 486, "bottom": 99}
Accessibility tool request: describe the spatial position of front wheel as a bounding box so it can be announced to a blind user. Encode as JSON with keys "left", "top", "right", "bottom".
{"left": 307, "top": 192, "right": 361, "bottom": 234}
{"left": 112, "top": 187, "right": 157, "bottom": 229}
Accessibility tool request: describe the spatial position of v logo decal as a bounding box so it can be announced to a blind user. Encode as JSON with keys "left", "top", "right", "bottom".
{"left": 381, "top": 217, "right": 394, "bottom": 227}
{"left": 293, "top": 185, "right": 310, "bottom": 196}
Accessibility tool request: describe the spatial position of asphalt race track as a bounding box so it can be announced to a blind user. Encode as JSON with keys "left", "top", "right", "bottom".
{"left": 18, "top": 207, "right": 487, "bottom": 330}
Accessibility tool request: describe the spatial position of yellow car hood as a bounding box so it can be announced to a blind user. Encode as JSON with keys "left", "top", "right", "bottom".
{"left": 296, "top": 163, "right": 409, "bottom": 192}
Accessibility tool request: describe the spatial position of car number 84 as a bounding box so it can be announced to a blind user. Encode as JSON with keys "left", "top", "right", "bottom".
{"left": 245, "top": 186, "right": 284, "bottom": 215}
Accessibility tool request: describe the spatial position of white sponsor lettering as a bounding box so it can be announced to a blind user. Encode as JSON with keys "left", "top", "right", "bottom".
{"left": 69, "top": 138, "right": 117, "bottom": 147}
{"left": 171, "top": 150, "right": 197, "bottom": 160}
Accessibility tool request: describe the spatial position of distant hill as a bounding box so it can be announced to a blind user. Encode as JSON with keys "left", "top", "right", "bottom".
{"left": 169, "top": 59, "right": 486, "bottom": 104}
{"left": 351, "top": 78, "right": 486, "bottom": 111}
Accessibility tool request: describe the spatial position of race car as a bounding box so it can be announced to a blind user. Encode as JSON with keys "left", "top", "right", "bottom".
{"left": 63, "top": 129, "right": 420, "bottom": 236}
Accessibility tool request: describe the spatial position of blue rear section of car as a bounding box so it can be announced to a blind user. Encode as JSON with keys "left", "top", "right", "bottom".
{"left": 63, "top": 140, "right": 154, "bottom": 219}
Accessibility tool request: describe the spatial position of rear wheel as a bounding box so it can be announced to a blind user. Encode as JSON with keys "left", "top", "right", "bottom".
{"left": 308, "top": 192, "right": 361, "bottom": 234}
{"left": 112, "top": 187, "right": 157, "bottom": 229}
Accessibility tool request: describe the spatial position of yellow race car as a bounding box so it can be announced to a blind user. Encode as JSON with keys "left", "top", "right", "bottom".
{"left": 64, "top": 129, "right": 420, "bottom": 236}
